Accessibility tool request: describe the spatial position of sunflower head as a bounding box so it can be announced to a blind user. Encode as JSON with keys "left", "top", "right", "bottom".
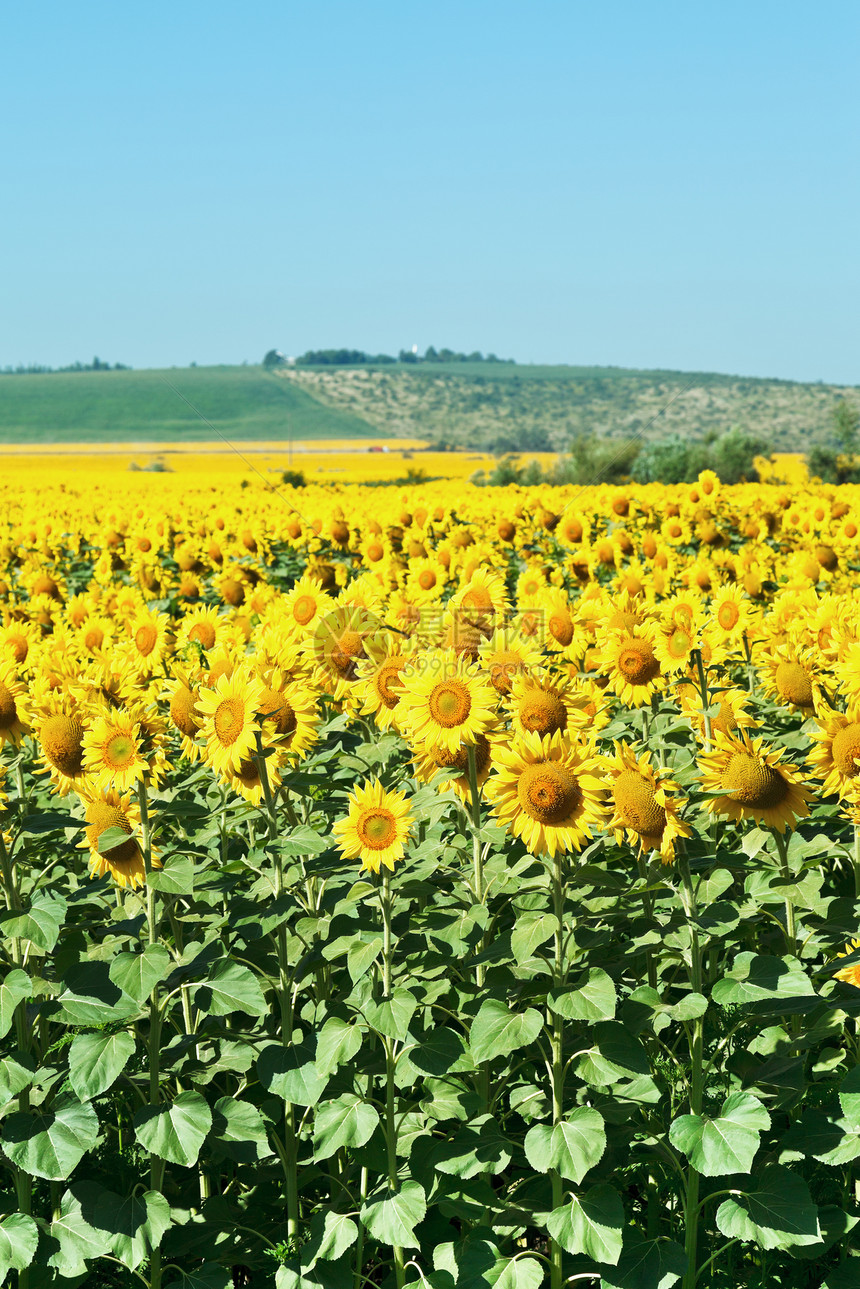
{"left": 332, "top": 779, "right": 414, "bottom": 874}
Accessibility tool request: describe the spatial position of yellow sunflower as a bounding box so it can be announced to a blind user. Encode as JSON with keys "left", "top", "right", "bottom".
{"left": 78, "top": 789, "right": 162, "bottom": 890}
{"left": 256, "top": 669, "right": 320, "bottom": 758}
{"left": 709, "top": 583, "right": 753, "bottom": 642}
{"left": 333, "top": 779, "right": 414, "bottom": 874}
{"left": 478, "top": 626, "right": 544, "bottom": 697}
{"left": 282, "top": 576, "right": 336, "bottom": 637}
{"left": 757, "top": 646, "right": 820, "bottom": 715}
{"left": 676, "top": 681, "right": 757, "bottom": 743}
{"left": 604, "top": 742, "right": 691, "bottom": 864}
{"left": 126, "top": 610, "right": 172, "bottom": 673}
{"left": 354, "top": 636, "right": 413, "bottom": 731}
{"left": 398, "top": 651, "right": 498, "bottom": 754}
{"left": 596, "top": 628, "right": 664, "bottom": 708}
{"left": 176, "top": 605, "right": 231, "bottom": 655}
{"left": 405, "top": 557, "right": 448, "bottom": 604}
{"left": 81, "top": 706, "right": 149, "bottom": 793}
{"left": 411, "top": 730, "right": 498, "bottom": 803}
{"left": 226, "top": 740, "right": 284, "bottom": 807}
{"left": 306, "top": 603, "right": 382, "bottom": 701}
{"left": 507, "top": 671, "right": 591, "bottom": 740}
{"left": 808, "top": 706, "right": 860, "bottom": 800}
{"left": 652, "top": 607, "right": 702, "bottom": 675}
{"left": 197, "top": 669, "right": 266, "bottom": 776}
{"left": 0, "top": 660, "right": 29, "bottom": 746}
{"left": 833, "top": 938, "right": 860, "bottom": 989}
{"left": 32, "top": 701, "right": 88, "bottom": 796}
{"left": 698, "top": 731, "right": 810, "bottom": 832}
{"left": 485, "top": 730, "right": 606, "bottom": 857}
{"left": 163, "top": 667, "right": 205, "bottom": 762}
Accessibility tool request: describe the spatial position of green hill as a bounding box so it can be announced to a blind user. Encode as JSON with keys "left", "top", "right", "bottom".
{"left": 0, "top": 359, "right": 856, "bottom": 451}
{"left": 0, "top": 365, "right": 376, "bottom": 443}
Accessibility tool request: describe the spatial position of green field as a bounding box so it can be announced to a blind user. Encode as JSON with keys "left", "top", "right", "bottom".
{"left": 0, "top": 359, "right": 856, "bottom": 449}
{"left": 0, "top": 365, "right": 377, "bottom": 443}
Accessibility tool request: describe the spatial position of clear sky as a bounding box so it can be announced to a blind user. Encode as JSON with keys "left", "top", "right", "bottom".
{"left": 2, "top": 2, "right": 857, "bottom": 383}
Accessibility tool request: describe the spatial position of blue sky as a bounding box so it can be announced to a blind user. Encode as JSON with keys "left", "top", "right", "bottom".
{"left": 1, "top": 1, "right": 857, "bottom": 382}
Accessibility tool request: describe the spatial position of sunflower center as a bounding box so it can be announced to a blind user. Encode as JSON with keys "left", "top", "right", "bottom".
{"left": 723, "top": 753, "right": 789, "bottom": 808}
{"left": 105, "top": 733, "right": 136, "bottom": 770}
{"left": 428, "top": 679, "right": 472, "bottom": 728}
{"left": 376, "top": 660, "right": 406, "bottom": 708}
{"left": 518, "top": 690, "right": 567, "bottom": 736}
{"left": 330, "top": 630, "right": 365, "bottom": 680}
{"left": 832, "top": 724, "right": 860, "bottom": 778}
{"left": 718, "top": 602, "right": 740, "bottom": 630}
{"left": 517, "top": 762, "right": 582, "bottom": 824}
{"left": 667, "top": 629, "right": 692, "bottom": 659}
{"left": 418, "top": 570, "right": 438, "bottom": 591}
{"left": 712, "top": 701, "right": 738, "bottom": 736}
{"left": 617, "top": 639, "right": 660, "bottom": 685}
{"left": 236, "top": 759, "right": 260, "bottom": 787}
{"left": 86, "top": 802, "right": 138, "bottom": 863}
{"left": 357, "top": 809, "right": 398, "bottom": 850}
{"left": 292, "top": 594, "right": 317, "bottom": 626}
{"left": 461, "top": 586, "right": 493, "bottom": 611}
{"left": 189, "top": 622, "right": 216, "bottom": 649}
{"left": 614, "top": 769, "right": 666, "bottom": 836}
{"left": 775, "top": 661, "right": 814, "bottom": 708}
{"left": 170, "top": 686, "right": 200, "bottom": 737}
{"left": 259, "top": 688, "right": 297, "bottom": 736}
{"left": 432, "top": 734, "right": 491, "bottom": 774}
{"left": 487, "top": 650, "right": 522, "bottom": 695}
{"left": 135, "top": 624, "right": 158, "bottom": 656}
{"left": 85, "top": 628, "right": 104, "bottom": 651}
{"left": 0, "top": 683, "right": 18, "bottom": 730}
{"left": 549, "top": 613, "right": 574, "bottom": 647}
{"left": 214, "top": 697, "right": 245, "bottom": 746}
{"left": 41, "top": 713, "right": 84, "bottom": 776}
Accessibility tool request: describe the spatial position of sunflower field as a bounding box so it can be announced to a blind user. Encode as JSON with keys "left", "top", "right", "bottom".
{"left": 2, "top": 466, "right": 860, "bottom": 1289}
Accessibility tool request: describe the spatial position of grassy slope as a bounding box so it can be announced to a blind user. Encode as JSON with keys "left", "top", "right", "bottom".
{"left": 0, "top": 365, "right": 377, "bottom": 443}
{"left": 0, "top": 360, "right": 856, "bottom": 450}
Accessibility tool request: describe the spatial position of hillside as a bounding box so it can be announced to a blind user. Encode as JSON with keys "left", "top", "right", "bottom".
{"left": 0, "top": 360, "right": 855, "bottom": 450}
{"left": 281, "top": 362, "right": 859, "bottom": 453}
{"left": 0, "top": 365, "right": 376, "bottom": 443}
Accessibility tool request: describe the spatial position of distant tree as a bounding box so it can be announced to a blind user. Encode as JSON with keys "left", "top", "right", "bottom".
{"left": 398, "top": 349, "right": 418, "bottom": 364}
{"left": 262, "top": 349, "right": 286, "bottom": 370}
{"left": 832, "top": 398, "right": 860, "bottom": 455}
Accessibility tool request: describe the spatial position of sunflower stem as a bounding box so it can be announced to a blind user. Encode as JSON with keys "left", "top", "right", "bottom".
{"left": 467, "top": 744, "right": 491, "bottom": 1110}
{"left": 678, "top": 848, "right": 704, "bottom": 1289}
{"left": 256, "top": 731, "right": 300, "bottom": 1241}
{"left": 692, "top": 648, "right": 711, "bottom": 752}
{"left": 380, "top": 871, "right": 405, "bottom": 1288}
{"left": 138, "top": 777, "right": 163, "bottom": 1289}
{"left": 549, "top": 849, "right": 567, "bottom": 1289}
{"left": 0, "top": 824, "right": 31, "bottom": 1289}
{"left": 771, "top": 828, "right": 798, "bottom": 956}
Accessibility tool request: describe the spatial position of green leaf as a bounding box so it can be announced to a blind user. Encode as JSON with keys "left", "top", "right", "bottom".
{"left": 68, "top": 1030, "right": 136, "bottom": 1101}
{"left": 97, "top": 824, "right": 133, "bottom": 854}
{"left": 410, "top": 1026, "right": 470, "bottom": 1076}
{"left": 94, "top": 1186, "right": 171, "bottom": 1270}
{"left": 0, "top": 891, "right": 66, "bottom": 952}
{"left": 298, "top": 1210, "right": 359, "bottom": 1266}
{"left": 469, "top": 998, "right": 543, "bottom": 1064}
{"left": 43, "top": 1185, "right": 111, "bottom": 1276}
{"left": 164, "top": 1269, "right": 231, "bottom": 1289}
{"left": 259, "top": 1040, "right": 327, "bottom": 1107}
{"left": 278, "top": 825, "right": 330, "bottom": 855}
{"left": 600, "top": 1232, "right": 687, "bottom": 1289}
{"left": 360, "top": 1178, "right": 426, "bottom": 1248}
{"left": 3, "top": 1098, "right": 99, "bottom": 1180}
{"left": 0, "top": 968, "right": 31, "bottom": 1039}
{"left": 524, "top": 1108, "right": 606, "bottom": 1182}
{"left": 133, "top": 1090, "right": 212, "bottom": 1166}
{"left": 430, "top": 1114, "right": 512, "bottom": 1178}
{"left": 347, "top": 935, "right": 383, "bottom": 983}
{"left": 109, "top": 943, "right": 172, "bottom": 1003}
{"left": 575, "top": 1022, "right": 651, "bottom": 1086}
{"left": 0, "top": 1212, "right": 38, "bottom": 1280}
{"left": 716, "top": 1165, "right": 821, "bottom": 1250}
{"left": 210, "top": 1096, "right": 273, "bottom": 1163}
{"left": 840, "top": 1066, "right": 860, "bottom": 1124}
{"left": 511, "top": 912, "right": 559, "bottom": 965}
{"left": 711, "top": 953, "right": 816, "bottom": 1008}
{"left": 315, "top": 1016, "right": 362, "bottom": 1077}
{"left": 314, "top": 1093, "right": 379, "bottom": 1160}
{"left": 366, "top": 986, "right": 417, "bottom": 1039}
{"left": 194, "top": 959, "right": 267, "bottom": 1017}
{"left": 547, "top": 1184, "right": 624, "bottom": 1264}
{"left": 0, "top": 1051, "right": 35, "bottom": 1105}
{"left": 669, "top": 1092, "right": 770, "bottom": 1176}
{"left": 147, "top": 855, "right": 195, "bottom": 894}
{"left": 824, "top": 1263, "right": 860, "bottom": 1289}
{"left": 549, "top": 968, "right": 617, "bottom": 1022}
{"left": 494, "top": 1256, "right": 544, "bottom": 1289}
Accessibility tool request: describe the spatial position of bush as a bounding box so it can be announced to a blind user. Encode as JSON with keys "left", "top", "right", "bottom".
{"left": 631, "top": 436, "right": 709, "bottom": 485}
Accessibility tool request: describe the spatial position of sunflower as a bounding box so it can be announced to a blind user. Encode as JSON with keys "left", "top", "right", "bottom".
{"left": 398, "top": 651, "right": 498, "bottom": 754}
{"left": 126, "top": 610, "right": 172, "bottom": 673}
{"left": 478, "top": 626, "right": 544, "bottom": 697}
{"left": 282, "top": 576, "right": 336, "bottom": 637}
{"left": 833, "top": 938, "right": 860, "bottom": 989}
{"left": 176, "top": 605, "right": 230, "bottom": 655}
{"left": 757, "top": 646, "right": 820, "bottom": 715}
{"left": 596, "top": 628, "right": 663, "bottom": 708}
{"left": 333, "top": 779, "right": 414, "bottom": 874}
{"left": 653, "top": 608, "right": 702, "bottom": 675}
{"left": 82, "top": 706, "right": 150, "bottom": 793}
{"left": 507, "top": 671, "right": 591, "bottom": 740}
{"left": 197, "top": 668, "right": 266, "bottom": 776}
{"left": 256, "top": 668, "right": 320, "bottom": 758}
{"left": 405, "top": 557, "right": 448, "bottom": 604}
{"left": 698, "top": 731, "right": 810, "bottom": 831}
{"left": 32, "top": 701, "right": 87, "bottom": 796}
{"left": 227, "top": 740, "right": 284, "bottom": 806}
{"left": 411, "top": 730, "right": 498, "bottom": 803}
{"left": 0, "top": 660, "right": 29, "bottom": 746}
{"left": 354, "top": 636, "right": 413, "bottom": 730}
{"left": 306, "top": 603, "right": 382, "bottom": 700}
{"left": 604, "top": 742, "right": 691, "bottom": 864}
{"left": 808, "top": 707, "right": 860, "bottom": 800}
{"left": 709, "top": 583, "right": 753, "bottom": 643}
{"left": 486, "top": 730, "right": 606, "bottom": 857}
{"left": 541, "top": 590, "right": 587, "bottom": 659}
{"left": 676, "top": 682, "right": 757, "bottom": 742}
{"left": 451, "top": 567, "right": 509, "bottom": 630}
{"left": 163, "top": 667, "right": 204, "bottom": 762}
{"left": 78, "top": 789, "right": 161, "bottom": 890}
